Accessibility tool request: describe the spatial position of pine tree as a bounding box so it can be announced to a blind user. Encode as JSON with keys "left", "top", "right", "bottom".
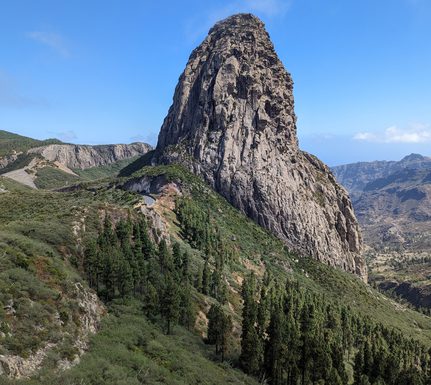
{"left": 210, "top": 269, "right": 221, "bottom": 298}
{"left": 118, "top": 257, "right": 133, "bottom": 298}
{"left": 179, "top": 284, "right": 195, "bottom": 330}
{"left": 158, "top": 239, "right": 172, "bottom": 274}
{"left": 354, "top": 343, "right": 365, "bottom": 384}
{"left": 84, "top": 239, "right": 98, "bottom": 289}
{"left": 299, "top": 302, "right": 317, "bottom": 385}
{"left": 173, "top": 242, "right": 182, "bottom": 272}
{"left": 257, "top": 286, "right": 268, "bottom": 338}
{"left": 264, "top": 304, "right": 284, "bottom": 385}
{"left": 100, "top": 214, "right": 116, "bottom": 247}
{"left": 285, "top": 309, "right": 301, "bottom": 385}
{"left": 327, "top": 367, "right": 344, "bottom": 385}
{"left": 240, "top": 273, "right": 261, "bottom": 376}
{"left": 160, "top": 274, "right": 180, "bottom": 334}
{"left": 202, "top": 258, "right": 210, "bottom": 295}
{"left": 194, "top": 267, "right": 203, "bottom": 292}
{"left": 116, "top": 218, "right": 132, "bottom": 247}
{"left": 182, "top": 251, "right": 190, "bottom": 282}
{"left": 140, "top": 219, "right": 154, "bottom": 259}
{"left": 207, "top": 304, "right": 232, "bottom": 362}
{"left": 143, "top": 282, "right": 159, "bottom": 322}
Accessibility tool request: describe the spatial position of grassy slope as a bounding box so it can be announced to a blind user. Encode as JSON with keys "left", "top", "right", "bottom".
{"left": 0, "top": 175, "right": 258, "bottom": 385}
{"left": 32, "top": 157, "right": 143, "bottom": 189}
{"left": 3, "top": 157, "right": 141, "bottom": 190}
{"left": 73, "top": 156, "right": 141, "bottom": 181}
{"left": 127, "top": 165, "right": 431, "bottom": 346}
{"left": 0, "top": 177, "right": 99, "bottom": 359}
{"left": 4, "top": 300, "right": 258, "bottom": 385}
{"left": 34, "top": 167, "right": 81, "bottom": 189}
{"left": 2, "top": 164, "right": 431, "bottom": 383}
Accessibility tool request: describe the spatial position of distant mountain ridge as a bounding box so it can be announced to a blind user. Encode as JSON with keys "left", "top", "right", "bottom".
{"left": 332, "top": 153, "right": 431, "bottom": 202}
{"left": 28, "top": 142, "right": 152, "bottom": 170}
{"left": 0, "top": 130, "right": 152, "bottom": 188}
{"left": 332, "top": 154, "right": 431, "bottom": 251}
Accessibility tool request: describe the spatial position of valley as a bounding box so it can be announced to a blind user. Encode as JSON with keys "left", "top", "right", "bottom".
{"left": 333, "top": 154, "right": 431, "bottom": 314}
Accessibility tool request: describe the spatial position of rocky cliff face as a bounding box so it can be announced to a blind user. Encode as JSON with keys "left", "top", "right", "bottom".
{"left": 153, "top": 14, "right": 366, "bottom": 279}
{"left": 29, "top": 143, "right": 152, "bottom": 170}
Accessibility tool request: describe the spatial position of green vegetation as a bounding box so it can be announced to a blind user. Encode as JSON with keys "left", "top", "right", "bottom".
{"left": 238, "top": 273, "right": 430, "bottom": 384}
{"left": 127, "top": 166, "right": 431, "bottom": 344}
{"left": 2, "top": 301, "right": 258, "bottom": 385}
{"left": 2, "top": 164, "right": 431, "bottom": 384}
{"left": 0, "top": 154, "right": 39, "bottom": 175}
{"left": 74, "top": 156, "right": 141, "bottom": 181}
{"left": 0, "top": 130, "right": 61, "bottom": 157}
{"left": 83, "top": 215, "right": 195, "bottom": 335}
{"left": 0, "top": 175, "right": 136, "bottom": 359}
{"left": 118, "top": 150, "right": 155, "bottom": 177}
{"left": 34, "top": 167, "right": 80, "bottom": 189}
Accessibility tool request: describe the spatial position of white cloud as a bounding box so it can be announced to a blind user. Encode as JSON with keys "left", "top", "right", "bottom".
{"left": 27, "top": 31, "right": 70, "bottom": 57}
{"left": 353, "top": 123, "right": 431, "bottom": 144}
{"left": 353, "top": 132, "right": 377, "bottom": 141}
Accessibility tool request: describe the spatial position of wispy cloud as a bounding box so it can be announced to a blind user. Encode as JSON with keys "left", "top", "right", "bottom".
{"left": 185, "top": 0, "right": 292, "bottom": 42}
{"left": 27, "top": 31, "right": 70, "bottom": 57}
{"left": 48, "top": 130, "right": 77, "bottom": 142}
{"left": 130, "top": 132, "right": 158, "bottom": 145}
{"left": 354, "top": 123, "right": 431, "bottom": 144}
{"left": 0, "top": 70, "right": 48, "bottom": 108}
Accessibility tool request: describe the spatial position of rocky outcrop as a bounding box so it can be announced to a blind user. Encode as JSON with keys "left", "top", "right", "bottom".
{"left": 153, "top": 14, "right": 366, "bottom": 279}
{"left": 29, "top": 142, "right": 152, "bottom": 170}
{"left": 0, "top": 153, "right": 19, "bottom": 170}
{"left": 123, "top": 174, "right": 183, "bottom": 244}
{"left": 0, "top": 283, "right": 104, "bottom": 378}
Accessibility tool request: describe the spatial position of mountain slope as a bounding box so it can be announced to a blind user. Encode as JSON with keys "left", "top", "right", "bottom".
{"left": 0, "top": 131, "right": 61, "bottom": 158}
{"left": 333, "top": 154, "right": 431, "bottom": 311}
{"left": 332, "top": 154, "right": 431, "bottom": 251}
{"left": 332, "top": 153, "right": 431, "bottom": 202}
{"left": 150, "top": 14, "right": 366, "bottom": 279}
{"left": 0, "top": 130, "right": 152, "bottom": 189}
{"left": 1, "top": 163, "right": 431, "bottom": 383}
{"left": 28, "top": 142, "right": 152, "bottom": 170}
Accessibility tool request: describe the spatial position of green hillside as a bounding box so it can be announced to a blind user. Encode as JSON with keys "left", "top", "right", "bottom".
{"left": 0, "top": 130, "right": 62, "bottom": 157}
{"left": 73, "top": 156, "right": 142, "bottom": 181}
{"left": 0, "top": 166, "right": 430, "bottom": 384}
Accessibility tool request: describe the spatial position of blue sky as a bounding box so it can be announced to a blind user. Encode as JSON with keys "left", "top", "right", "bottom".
{"left": 0, "top": 0, "right": 430, "bottom": 165}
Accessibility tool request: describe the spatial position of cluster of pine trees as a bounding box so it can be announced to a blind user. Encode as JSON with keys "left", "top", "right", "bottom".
{"left": 83, "top": 215, "right": 194, "bottom": 334}
{"left": 176, "top": 195, "right": 431, "bottom": 384}
{"left": 233, "top": 273, "right": 431, "bottom": 385}
{"left": 83, "top": 202, "right": 431, "bottom": 385}
{"left": 177, "top": 197, "right": 233, "bottom": 304}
